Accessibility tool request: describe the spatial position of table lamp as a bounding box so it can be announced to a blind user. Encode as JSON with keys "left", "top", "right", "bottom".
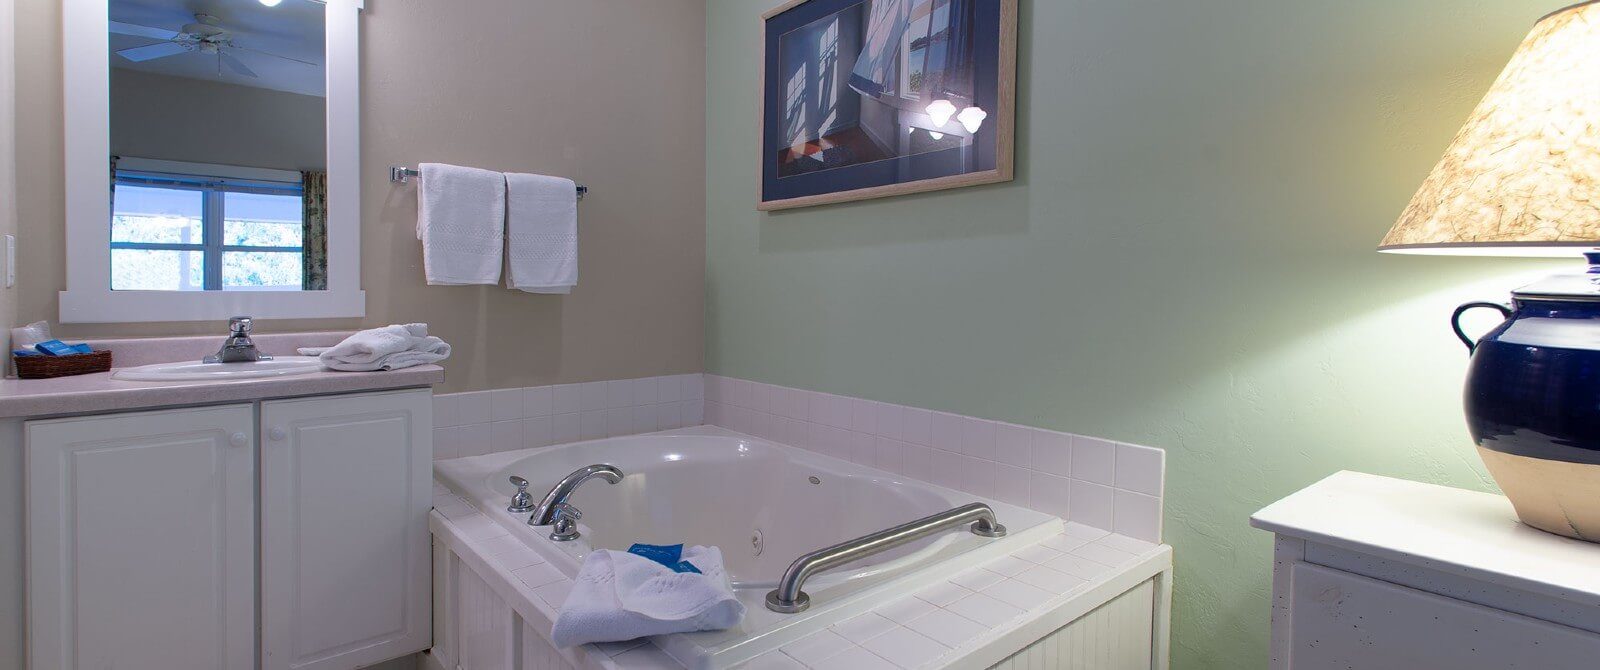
{"left": 1381, "top": 1, "right": 1600, "bottom": 541}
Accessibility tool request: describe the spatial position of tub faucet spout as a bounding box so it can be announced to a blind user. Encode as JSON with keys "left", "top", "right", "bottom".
{"left": 528, "top": 464, "right": 624, "bottom": 541}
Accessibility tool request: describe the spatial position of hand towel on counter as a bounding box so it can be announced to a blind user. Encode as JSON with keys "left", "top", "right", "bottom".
{"left": 317, "top": 324, "right": 451, "bottom": 372}
{"left": 549, "top": 545, "right": 744, "bottom": 648}
{"left": 417, "top": 163, "right": 507, "bottom": 285}
{"left": 504, "top": 172, "right": 578, "bottom": 294}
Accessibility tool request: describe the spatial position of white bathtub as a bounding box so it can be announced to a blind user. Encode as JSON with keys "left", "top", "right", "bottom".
{"left": 433, "top": 426, "right": 1060, "bottom": 666}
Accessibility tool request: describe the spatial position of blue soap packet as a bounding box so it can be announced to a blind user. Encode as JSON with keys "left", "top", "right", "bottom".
{"left": 34, "top": 340, "right": 76, "bottom": 356}
{"left": 11, "top": 349, "right": 38, "bottom": 357}
{"left": 627, "top": 543, "right": 702, "bottom": 574}
{"left": 33, "top": 340, "right": 94, "bottom": 356}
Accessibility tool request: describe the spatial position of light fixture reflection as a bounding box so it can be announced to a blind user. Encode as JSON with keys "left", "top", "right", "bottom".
{"left": 926, "top": 99, "right": 957, "bottom": 127}
{"left": 259, "top": 0, "right": 283, "bottom": 6}
{"left": 928, "top": 131, "right": 945, "bottom": 140}
{"left": 957, "top": 106, "right": 988, "bottom": 133}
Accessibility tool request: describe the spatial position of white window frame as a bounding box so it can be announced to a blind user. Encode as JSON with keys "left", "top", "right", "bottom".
{"left": 112, "top": 158, "right": 306, "bottom": 292}
{"left": 61, "top": 0, "right": 366, "bottom": 322}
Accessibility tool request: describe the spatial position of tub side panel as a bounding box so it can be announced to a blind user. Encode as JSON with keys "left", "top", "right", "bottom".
{"left": 521, "top": 620, "right": 576, "bottom": 670}
{"left": 988, "top": 579, "right": 1154, "bottom": 670}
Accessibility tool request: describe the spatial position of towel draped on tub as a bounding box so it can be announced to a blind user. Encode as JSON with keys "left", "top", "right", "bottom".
{"left": 550, "top": 545, "right": 745, "bottom": 648}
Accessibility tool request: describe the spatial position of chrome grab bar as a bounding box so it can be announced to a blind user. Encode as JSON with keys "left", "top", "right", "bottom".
{"left": 765, "top": 502, "right": 1007, "bottom": 613}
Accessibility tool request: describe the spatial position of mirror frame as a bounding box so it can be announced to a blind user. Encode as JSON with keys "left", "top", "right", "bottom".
{"left": 60, "top": 0, "right": 365, "bottom": 323}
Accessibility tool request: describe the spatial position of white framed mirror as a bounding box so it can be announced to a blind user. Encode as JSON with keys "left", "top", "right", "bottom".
{"left": 60, "top": 0, "right": 364, "bottom": 322}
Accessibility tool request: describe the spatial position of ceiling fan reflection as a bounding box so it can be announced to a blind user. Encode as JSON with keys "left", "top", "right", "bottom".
{"left": 109, "top": 13, "right": 318, "bottom": 79}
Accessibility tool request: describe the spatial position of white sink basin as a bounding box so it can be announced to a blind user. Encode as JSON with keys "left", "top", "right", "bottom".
{"left": 112, "top": 355, "right": 325, "bottom": 381}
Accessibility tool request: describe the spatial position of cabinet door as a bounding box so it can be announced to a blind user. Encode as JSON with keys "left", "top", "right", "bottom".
{"left": 26, "top": 404, "right": 256, "bottom": 670}
{"left": 1287, "top": 562, "right": 1600, "bottom": 669}
{"left": 261, "top": 389, "right": 433, "bottom": 670}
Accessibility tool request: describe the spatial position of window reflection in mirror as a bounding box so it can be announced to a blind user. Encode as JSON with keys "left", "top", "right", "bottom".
{"left": 107, "top": 0, "right": 327, "bottom": 291}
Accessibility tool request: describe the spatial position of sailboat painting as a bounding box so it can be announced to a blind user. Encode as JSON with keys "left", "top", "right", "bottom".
{"left": 759, "top": 0, "right": 1016, "bottom": 210}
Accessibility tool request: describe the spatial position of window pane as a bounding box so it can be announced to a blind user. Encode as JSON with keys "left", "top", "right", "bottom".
{"left": 111, "top": 248, "right": 204, "bottom": 291}
{"left": 112, "top": 184, "right": 204, "bottom": 244}
{"left": 224, "top": 192, "right": 303, "bottom": 247}
{"left": 222, "top": 251, "right": 302, "bottom": 290}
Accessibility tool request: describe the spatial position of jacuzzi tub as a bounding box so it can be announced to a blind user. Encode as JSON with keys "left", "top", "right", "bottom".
{"left": 434, "top": 426, "right": 1060, "bottom": 665}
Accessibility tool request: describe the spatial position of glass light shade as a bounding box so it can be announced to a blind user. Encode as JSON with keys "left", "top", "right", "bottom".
{"left": 926, "top": 100, "right": 957, "bottom": 128}
{"left": 259, "top": 0, "right": 283, "bottom": 6}
{"left": 957, "top": 106, "right": 988, "bottom": 133}
{"left": 1379, "top": 2, "right": 1600, "bottom": 256}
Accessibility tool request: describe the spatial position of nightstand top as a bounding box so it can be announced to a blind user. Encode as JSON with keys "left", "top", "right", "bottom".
{"left": 1252, "top": 471, "right": 1600, "bottom": 605}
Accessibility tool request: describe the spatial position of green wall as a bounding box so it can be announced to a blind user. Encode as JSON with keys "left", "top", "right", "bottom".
{"left": 706, "top": 1, "right": 1560, "bottom": 667}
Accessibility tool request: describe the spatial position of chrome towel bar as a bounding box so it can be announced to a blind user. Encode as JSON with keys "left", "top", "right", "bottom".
{"left": 765, "top": 502, "right": 1007, "bottom": 613}
{"left": 389, "top": 166, "right": 588, "bottom": 199}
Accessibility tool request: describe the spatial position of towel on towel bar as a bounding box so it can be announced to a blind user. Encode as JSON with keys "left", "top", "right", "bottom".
{"left": 549, "top": 545, "right": 744, "bottom": 648}
{"left": 417, "top": 163, "right": 506, "bottom": 285}
{"left": 317, "top": 323, "right": 451, "bottom": 371}
{"left": 504, "top": 172, "right": 579, "bottom": 293}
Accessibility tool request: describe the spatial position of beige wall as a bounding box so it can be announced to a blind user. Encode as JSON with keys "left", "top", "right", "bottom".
{"left": 15, "top": 0, "right": 707, "bottom": 393}
{"left": 112, "top": 68, "right": 327, "bottom": 171}
{"left": 0, "top": 0, "right": 20, "bottom": 665}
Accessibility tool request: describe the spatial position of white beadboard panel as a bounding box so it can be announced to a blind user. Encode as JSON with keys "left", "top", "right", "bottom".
{"left": 521, "top": 620, "right": 576, "bottom": 670}
{"left": 702, "top": 375, "right": 1165, "bottom": 539}
{"left": 988, "top": 579, "right": 1155, "bottom": 670}
{"left": 433, "top": 375, "right": 706, "bottom": 463}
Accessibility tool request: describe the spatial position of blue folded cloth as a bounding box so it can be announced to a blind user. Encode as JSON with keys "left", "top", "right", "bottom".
{"left": 627, "top": 543, "right": 702, "bottom": 574}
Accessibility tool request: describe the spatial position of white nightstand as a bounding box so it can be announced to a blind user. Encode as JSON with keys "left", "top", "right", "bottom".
{"left": 1251, "top": 471, "right": 1600, "bottom": 670}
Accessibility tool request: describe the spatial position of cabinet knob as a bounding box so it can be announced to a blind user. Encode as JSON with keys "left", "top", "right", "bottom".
{"left": 229, "top": 432, "right": 248, "bottom": 447}
{"left": 268, "top": 427, "right": 287, "bottom": 441}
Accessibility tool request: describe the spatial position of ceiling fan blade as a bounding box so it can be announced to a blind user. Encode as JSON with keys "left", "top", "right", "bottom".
{"left": 232, "top": 45, "right": 320, "bottom": 68}
{"left": 220, "top": 52, "right": 257, "bottom": 78}
{"left": 115, "top": 42, "right": 189, "bottom": 62}
{"left": 108, "top": 20, "right": 179, "bottom": 41}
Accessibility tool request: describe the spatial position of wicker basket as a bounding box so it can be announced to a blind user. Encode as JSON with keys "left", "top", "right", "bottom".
{"left": 14, "top": 350, "right": 114, "bottom": 379}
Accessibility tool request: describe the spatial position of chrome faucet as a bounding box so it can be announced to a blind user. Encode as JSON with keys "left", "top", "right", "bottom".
{"left": 528, "top": 464, "right": 624, "bottom": 541}
{"left": 204, "top": 316, "right": 272, "bottom": 363}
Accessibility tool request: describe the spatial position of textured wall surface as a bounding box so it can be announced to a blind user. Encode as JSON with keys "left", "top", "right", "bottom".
{"left": 14, "top": 0, "right": 707, "bottom": 393}
{"left": 705, "top": 0, "right": 1560, "bottom": 666}
{"left": 111, "top": 69, "right": 327, "bottom": 172}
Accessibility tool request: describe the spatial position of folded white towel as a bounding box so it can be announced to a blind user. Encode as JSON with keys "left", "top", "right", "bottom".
{"left": 550, "top": 546, "right": 744, "bottom": 648}
{"left": 318, "top": 324, "right": 451, "bottom": 372}
{"left": 504, "top": 172, "right": 578, "bottom": 294}
{"left": 417, "top": 163, "right": 507, "bottom": 285}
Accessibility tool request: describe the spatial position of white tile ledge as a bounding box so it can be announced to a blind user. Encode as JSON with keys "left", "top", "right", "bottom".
{"left": 431, "top": 484, "right": 1172, "bottom": 670}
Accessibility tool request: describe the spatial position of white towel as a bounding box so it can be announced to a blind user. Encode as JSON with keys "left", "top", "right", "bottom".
{"left": 317, "top": 324, "right": 451, "bottom": 372}
{"left": 417, "top": 163, "right": 507, "bottom": 285}
{"left": 504, "top": 172, "right": 578, "bottom": 294}
{"left": 550, "top": 546, "right": 744, "bottom": 648}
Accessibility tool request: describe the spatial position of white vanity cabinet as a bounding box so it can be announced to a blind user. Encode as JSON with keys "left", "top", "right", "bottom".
{"left": 25, "top": 388, "right": 433, "bottom": 670}
{"left": 1253, "top": 471, "right": 1600, "bottom": 670}
{"left": 26, "top": 403, "right": 258, "bottom": 670}
{"left": 260, "top": 390, "right": 433, "bottom": 670}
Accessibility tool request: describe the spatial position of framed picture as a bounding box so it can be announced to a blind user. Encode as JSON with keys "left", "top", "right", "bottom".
{"left": 759, "top": 0, "right": 1017, "bottom": 211}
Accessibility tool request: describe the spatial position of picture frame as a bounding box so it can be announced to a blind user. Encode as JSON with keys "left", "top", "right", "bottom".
{"left": 758, "top": 0, "right": 1017, "bottom": 211}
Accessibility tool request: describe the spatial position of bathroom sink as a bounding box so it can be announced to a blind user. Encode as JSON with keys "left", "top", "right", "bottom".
{"left": 111, "top": 356, "right": 325, "bottom": 381}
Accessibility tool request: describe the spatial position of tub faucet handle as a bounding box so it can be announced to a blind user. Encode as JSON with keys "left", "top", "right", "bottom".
{"left": 547, "top": 503, "right": 583, "bottom": 542}
{"left": 507, "top": 475, "right": 534, "bottom": 513}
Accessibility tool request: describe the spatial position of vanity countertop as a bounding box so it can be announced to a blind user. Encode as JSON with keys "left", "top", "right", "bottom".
{"left": 0, "top": 364, "right": 444, "bottom": 419}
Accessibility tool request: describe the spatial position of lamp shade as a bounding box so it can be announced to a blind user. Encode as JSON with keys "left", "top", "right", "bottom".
{"left": 1380, "top": 2, "right": 1600, "bottom": 256}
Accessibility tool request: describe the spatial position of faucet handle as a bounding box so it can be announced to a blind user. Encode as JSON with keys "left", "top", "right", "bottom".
{"left": 551, "top": 502, "right": 582, "bottom": 523}
{"left": 229, "top": 316, "right": 254, "bottom": 335}
{"left": 507, "top": 475, "right": 534, "bottom": 513}
{"left": 546, "top": 502, "right": 583, "bottom": 541}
